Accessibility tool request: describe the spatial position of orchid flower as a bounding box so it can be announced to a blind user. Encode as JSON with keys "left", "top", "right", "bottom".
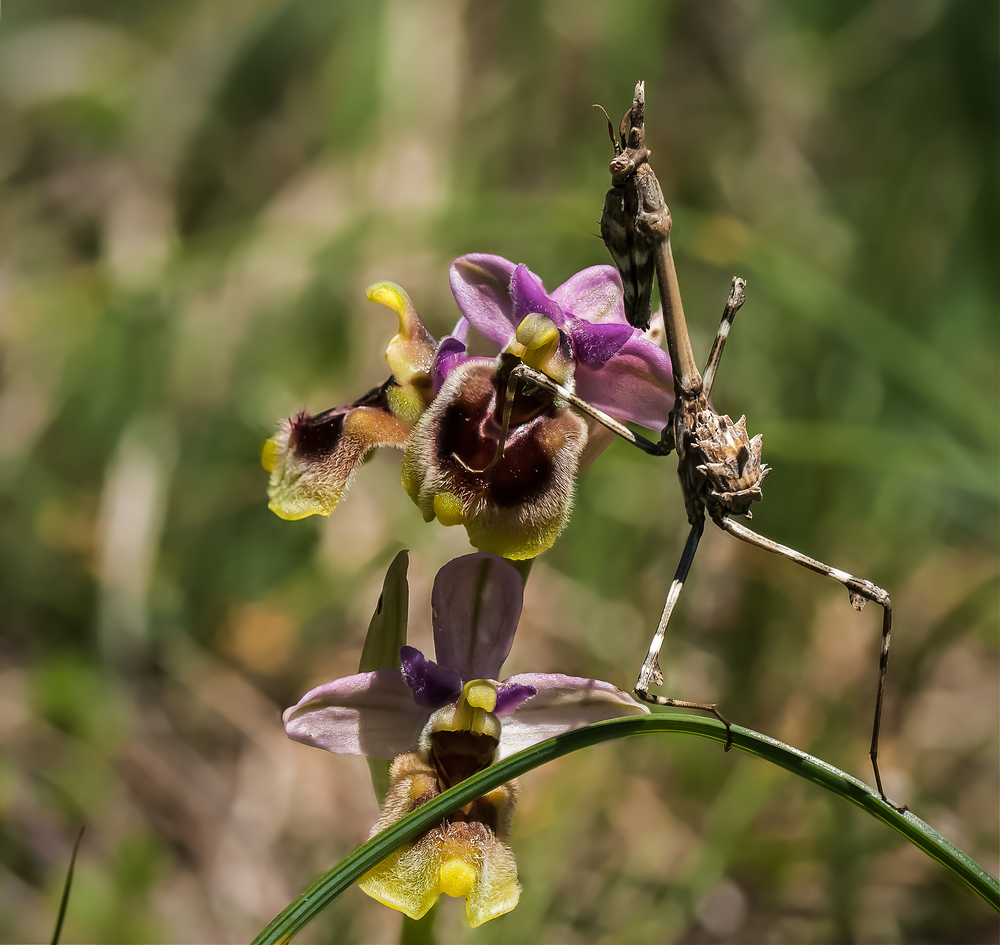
{"left": 283, "top": 552, "right": 648, "bottom": 926}
{"left": 263, "top": 282, "right": 436, "bottom": 520}
{"left": 450, "top": 254, "right": 674, "bottom": 429}
{"left": 401, "top": 254, "right": 674, "bottom": 559}
{"left": 264, "top": 257, "right": 673, "bottom": 561}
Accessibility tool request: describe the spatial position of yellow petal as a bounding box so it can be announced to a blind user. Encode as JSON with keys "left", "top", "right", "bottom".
{"left": 432, "top": 492, "right": 466, "bottom": 527}
{"left": 439, "top": 858, "right": 475, "bottom": 898}
{"left": 367, "top": 281, "right": 435, "bottom": 415}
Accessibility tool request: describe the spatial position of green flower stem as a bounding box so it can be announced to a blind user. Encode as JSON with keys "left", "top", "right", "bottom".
{"left": 252, "top": 714, "right": 1000, "bottom": 944}
{"left": 399, "top": 904, "right": 438, "bottom": 945}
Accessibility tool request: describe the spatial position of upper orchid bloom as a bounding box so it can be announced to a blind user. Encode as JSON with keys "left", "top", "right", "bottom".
{"left": 263, "top": 282, "right": 436, "bottom": 520}
{"left": 283, "top": 552, "right": 648, "bottom": 926}
{"left": 401, "top": 255, "right": 674, "bottom": 559}
{"left": 450, "top": 254, "right": 673, "bottom": 429}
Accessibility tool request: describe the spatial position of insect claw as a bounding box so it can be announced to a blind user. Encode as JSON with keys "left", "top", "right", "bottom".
{"left": 452, "top": 450, "right": 502, "bottom": 476}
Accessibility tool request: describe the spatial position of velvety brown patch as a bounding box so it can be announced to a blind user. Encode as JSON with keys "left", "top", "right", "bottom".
{"left": 430, "top": 729, "right": 499, "bottom": 791}
{"left": 289, "top": 378, "right": 397, "bottom": 461}
{"left": 432, "top": 364, "right": 562, "bottom": 510}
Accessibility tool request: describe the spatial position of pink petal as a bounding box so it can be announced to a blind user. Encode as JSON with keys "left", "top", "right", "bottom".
{"left": 401, "top": 645, "right": 462, "bottom": 707}
{"left": 551, "top": 265, "right": 627, "bottom": 325}
{"left": 432, "top": 332, "right": 468, "bottom": 394}
{"left": 510, "top": 264, "right": 565, "bottom": 327}
{"left": 449, "top": 254, "right": 520, "bottom": 348}
{"left": 569, "top": 320, "right": 635, "bottom": 368}
{"left": 575, "top": 335, "right": 674, "bottom": 430}
{"left": 432, "top": 553, "right": 524, "bottom": 681}
{"left": 496, "top": 673, "right": 648, "bottom": 759}
{"left": 282, "top": 670, "right": 428, "bottom": 759}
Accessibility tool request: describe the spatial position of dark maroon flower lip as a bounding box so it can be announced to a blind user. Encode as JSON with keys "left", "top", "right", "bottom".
{"left": 402, "top": 358, "right": 590, "bottom": 559}
{"left": 288, "top": 378, "right": 397, "bottom": 460}
{"left": 266, "top": 280, "right": 439, "bottom": 522}
{"left": 429, "top": 361, "right": 574, "bottom": 510}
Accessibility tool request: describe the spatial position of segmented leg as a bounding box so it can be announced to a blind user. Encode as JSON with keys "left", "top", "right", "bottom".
{"left": 634, "top": 523, "right": 733, "bottom": 749}
{"left": 701, "top": 277, "right": 747, "bottom": 399}
{"left": 504, "top": 363, "right": 668, "bottom": 456}
{"left": 716, "top": 515, "right": 902, "bottom": 809}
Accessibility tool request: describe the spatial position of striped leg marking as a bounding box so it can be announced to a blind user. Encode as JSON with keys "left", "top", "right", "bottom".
{"left": 701, "top": 277, "right": 747, "bottom": 399}
{"left": 717, "top": 515, "right": 903, "bottom": 809}
{"left": 634, "top": 523, "right": 734, "bottom": 750}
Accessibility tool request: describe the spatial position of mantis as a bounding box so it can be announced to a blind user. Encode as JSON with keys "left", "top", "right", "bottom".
{"left": 497, "top": 81, "right": 902, "bottom": 810}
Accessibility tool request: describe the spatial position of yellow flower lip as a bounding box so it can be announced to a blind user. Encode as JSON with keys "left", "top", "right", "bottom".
{"left": 432, "top": 492, "right": 466, "bottom": 527}
{"left": 260, "top": 436, "right": 279, "bottom": 472}
{"left": 439, "top": 858, "right": 476, "bottom": 898}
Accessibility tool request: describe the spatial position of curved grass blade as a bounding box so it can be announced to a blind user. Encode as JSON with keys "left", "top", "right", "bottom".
{"left": 253, "top": 714, "right": 1000, "bottom": 944}
{"left": 51, "top": 825, "right": 85, "bottom": 945}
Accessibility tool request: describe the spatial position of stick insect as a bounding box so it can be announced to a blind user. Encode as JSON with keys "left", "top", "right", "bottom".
{"left": 495, "top": 81, "right": 902, "bottom": 810}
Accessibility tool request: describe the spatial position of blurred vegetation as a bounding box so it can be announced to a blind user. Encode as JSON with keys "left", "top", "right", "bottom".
{"left": 0, "top": 1, "right": 996, "bottom": 943}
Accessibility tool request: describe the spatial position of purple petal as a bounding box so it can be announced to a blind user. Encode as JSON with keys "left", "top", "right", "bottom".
{"left": 550, "top": 265, "right": 626, "bottom": 325}
{"left": 432, "top": 553, "right": 524, "bottom": 681}
{"left": 432, "top": 331, "right": 468, "bottom": 394}
{"left": 570, "top": 321, "right": 636, "bottom": 368}
{"left": 401, "top": 645, "right": 463, "bottom": 708}
{"left": 510, "top": 265, "right": 565, "bottom": 327}
{"left": 449, "top": 317, "right": 470, "bottom": 345}
{"left": 495, "top": 673, "right": 648, "bottom": 759}
{"left": 282, "top": 670, "right": 428, "bottom": 759}
{"left": 575, "top": 335, "right": 674, "bottom": 430}
{"left": 495, "top": 682, "right": 537, "bottom": 715}
{"left": 449, "top": 254, "right": 520, "bottom": 348}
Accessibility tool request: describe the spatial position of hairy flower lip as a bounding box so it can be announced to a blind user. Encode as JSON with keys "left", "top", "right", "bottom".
{"left": 264, "top": 283, "right": 437, "bottom": 522}
{"left": 358, "top": 752, "right": 520, "bottom": 926}
{"left": 265, "top": 378, "right": 414, "bottom": 521}
{"left": 401, "top": 359, "right": 590, "bottom": 559}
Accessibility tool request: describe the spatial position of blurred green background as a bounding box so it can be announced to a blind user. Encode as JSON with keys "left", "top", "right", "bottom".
{"left": 0, "top": 1, "right": 996, "bottom": 942}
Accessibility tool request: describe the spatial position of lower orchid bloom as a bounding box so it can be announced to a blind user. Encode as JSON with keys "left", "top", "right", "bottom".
{"left": 283, "top": 552, "right": 648, "bottom": 926}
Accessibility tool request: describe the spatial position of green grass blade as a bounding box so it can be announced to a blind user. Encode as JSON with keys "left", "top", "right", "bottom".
{"left": 252, "top": 714, "right": 1000, "bottom": 944}
{"left": 51, "top": 825, "right": 85, "bottom": 945}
